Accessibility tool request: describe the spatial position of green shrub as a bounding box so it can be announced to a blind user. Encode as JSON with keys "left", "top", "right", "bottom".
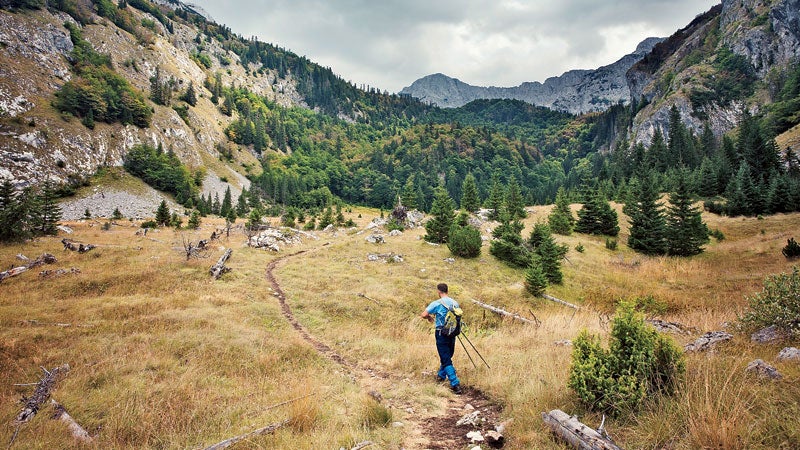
{"left": 737, "top": 267, "right": 800, "bottom": 338}
{"left": 709, "top": 228, "right": 725, "bottom": 241}
{"left": 524, "top": 258, "right": 547, "bottom": 296}
{"left": 386, "top": 217, "right": 404, "bottom": 232}
{"left": 575, "top": 243, "right": 585, "bottom": 253}
{"left": 568, "top": 302, "right": 685, "bottom": 416}
{"left": 605, "top": 238, "right": 617, "bottom": 250}
{"left": 448, "top": 223, "right": 482, "bottom": 258}
{"left": 140, "top": 220, "right": 157, "bottom": 229}
{"left": 783, "top": 238, "right": 800, "bottom": 259}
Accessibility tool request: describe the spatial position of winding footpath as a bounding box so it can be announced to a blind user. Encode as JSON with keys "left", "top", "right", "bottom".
{"left": 264, "top": 249, "right": 503, "bottom": 450}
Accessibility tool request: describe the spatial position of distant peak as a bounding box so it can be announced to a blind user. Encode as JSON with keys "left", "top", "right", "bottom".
{"left": 635, "top": 37, "right": 665, "bottom": 55}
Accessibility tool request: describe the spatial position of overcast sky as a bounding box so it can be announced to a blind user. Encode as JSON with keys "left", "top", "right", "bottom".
{"left": 189, "top": 0, "right": 720, "bottom": 93}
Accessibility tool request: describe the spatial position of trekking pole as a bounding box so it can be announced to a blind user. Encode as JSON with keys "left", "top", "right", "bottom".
{"left": 460, "top": 330, "right": 490, "bottom": 369}
{"left": 457, "top": 335, "right": 478, "bottom": 369}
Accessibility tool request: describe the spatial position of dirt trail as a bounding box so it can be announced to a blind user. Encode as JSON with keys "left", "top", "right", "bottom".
{"left": 265, "top": 252, "right": 504, "bottom": 450}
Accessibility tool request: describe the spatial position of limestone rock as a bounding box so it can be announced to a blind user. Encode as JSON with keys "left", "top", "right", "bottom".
{"left": 365, "top": 234, "right": 385, "bottom": 244}
{"left": 684, "top": 331, "right": 733, "bottom": 352}
{"left": 466, "top": 430, "right": 484, "bottom": 443}
{"left": 746, "top": 359, "right": 783, "bottom": 380}
{"left": 777, "top": 347, "right": 800, "bottom": 362}
{"left": 751, "top": 325, "right": 784, "bottom": 344}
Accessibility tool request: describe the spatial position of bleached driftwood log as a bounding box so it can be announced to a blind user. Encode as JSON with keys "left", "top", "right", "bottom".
{"left": 203, "top": 419, "right": 289, "bottom": 450}
{"left": 13, "top": 364, "right": 70, "bottom": 424}
{"left": 542, "top": 294, "right": 580, "bottom": 310}
{"left": 0, "top": 253, "right": 57, "bottom": 283}
{"left": 209, "top": 248, "right": 233, "bottom": 279}
{"left": 471, "top": 299, "right": 539, "bottom": 325}
{"left": 541, "top": 409, "right": 622, "bottom": 450}
{"left": 50, "top": 399, "right": 93, "bottom": 443}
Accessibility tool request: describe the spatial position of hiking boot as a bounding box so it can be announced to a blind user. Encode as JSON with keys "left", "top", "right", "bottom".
{"left": 451, "top": 384, "right": 463, "bottom": 395}
{"left": 435, "top": 375, "right": 446, "bottom": 383}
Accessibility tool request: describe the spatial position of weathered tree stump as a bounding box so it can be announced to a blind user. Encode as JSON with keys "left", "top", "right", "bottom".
{"left": 61, "top": 239, "right": 95, "bottom": 253}
{"left": 0, "top": 253, "right": 57, "bottom": 283}
{"left": 541, "top": 409, "right": 622, "bottom": 450}
{"left": 51, "top": 399, "right": 93, "bottom": 443}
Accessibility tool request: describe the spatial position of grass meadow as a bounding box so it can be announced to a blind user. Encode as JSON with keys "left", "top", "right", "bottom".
{"left": 1, "top": 204, "right": 799, "bottom": 449}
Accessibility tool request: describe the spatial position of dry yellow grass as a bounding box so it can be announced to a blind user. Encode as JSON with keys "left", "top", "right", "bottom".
{"left": 1, "top": 206, "right": 799, "bottom": 449}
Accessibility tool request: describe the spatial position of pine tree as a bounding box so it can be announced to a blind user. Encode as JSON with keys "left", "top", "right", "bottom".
{"left": 448, "top": 212, "right": 482, "bottom": 258}
{"left": 220, "top": 186, "right": 233, "bottom": 218}
{"left": 211, "top": 193, "right": 221, "bottom": 215}
{"left": 460, "top": 172, "right": 480, "bottom": 213}
{"left": 29, "top": 179, "right": 62, "bottom": 236}
{"left": 725, "top": 162, "right": 755, "bottom": 216}
{"left": 538, "top": 236, "right": 564, "bottom": 284}
{"left": 487, "top": 171, "right": 504, "bottom": 221}
{"left": 155, "top": 199, "right": 171, "bottom": 226}
{"left": 548, "top": 187, "right": 575, "bottom": 235}
{"left": 665, "top": 171, "right": 709, "bottom": 256}
{"left": 624, "top": 175, "right": 668, "bottom": 255}
{"left": 505, "top": 175, "right": 526, "bottom": 220}
{"left": 401, "top": 177, "right": 417, "bottom": 210}
{"left": 525, "top": 257, "right": 548, "bottom": 296}
{"left": 318, "top": 206, "right": 334, "bottom": 229}
{"left": 576, "top": 191, "right": 619, "bottom": 236}
{"left": 182, "top": 81, "right": 197, "bottom": 106}
{"left": 0, "top": 180, "right": 28, "bottom": 242}
{"left": 236, "top": 188, "right": 249, "bottom": 216}
{"left": 697, "top": 157, "right": 719, "bottom": 197}
{"left": 187, "top": 210, "right": 201, "bottom": 229}
{"left": 424, "top": 186, "right": 455, "bottom": 243}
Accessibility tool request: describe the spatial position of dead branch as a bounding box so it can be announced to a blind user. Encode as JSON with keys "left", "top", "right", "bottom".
{"left": 356, "top": 293, "right": 380, "bottom": 305}
{"left": 61, "top": 239, "right": 95, "bottom": 253}
{"left": 50, "top": 399, "right": 93, "bottom": 443}
{"left": 261, "top": 393, "right": 318, "bottom": 412}
{"left": 541, "top": 409, "right": 622, "bottom": 450}
{"left": 182, "top": 235, "right": 210, "bottom": 261}
{"left": 471, "top": 299, "right": 539, "bottom": 325}
{"left": 39, "top": 268, "right": 81, "bottom": 279}
{"left": 0, "top": 253, "right": 57, "bottom": 283}
{"left": 351, "top": 442, "right": 374, "bottom": 450}
{"left": 209, "top": 248, "right": 233, "bottom": 279}
{"left": 541, "top": 294, "right": 580, "bottom": 310}
{"left": 13, "top": 364, "right": 70, "bottom": 425}
{"left": 203, "top": 419, "right": 289, "bottom": 450}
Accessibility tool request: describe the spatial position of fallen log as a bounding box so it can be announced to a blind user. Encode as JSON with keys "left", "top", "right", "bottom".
{"left": 51, "top": 399, "right": 93, "bottom": 443}
{"left": 542, "top": 294, "right": 580, "bottom": 310}
{"left": 0, "top": 253, "right": 57, "bottom": 283}
{"left": 203, "top": 419, "right": 289, "bottom": 450}
{"left": 209, "top": 248, "right": 233, "bottom": 279}
{"left": 471, "top": 299, "right": 539, "bottom": 325}
{"left": 14, "top": 364, "right": 70, "bottom": 425}
{"left": 61, "top": 239, "right": 95, "bottom": 253}
{"left": 541, "top": 409, "right": 621, "bottom": 450}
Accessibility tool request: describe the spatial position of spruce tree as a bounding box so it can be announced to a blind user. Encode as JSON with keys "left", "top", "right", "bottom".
{"left": 624, "top": 175, "right": 668, "bottom": 255}
{"left": 460, "top": 172, "right": 480, "bottom": 213}
{"left": 182, "top": 81, "right": 197, "bottom": 106}
{"left": 155, "top": 199, "right": 171, "bottom": 226}
{"left": 505, "top": 175, "right": 526, "bottom": 220}
{"left": 525, "top": 257, "right": 548, "bottom": 297}
{"left": 424, "top": 186, "right": 455, "bottom": 243}
{"left": 187, "top": 210, "right": 201, "bottom": 229}
{"left": 725, "top": 162, "right": 755, "bottom": 216}
{"left": 0, "top": 180, "right": 28, "bottom": 242}
{"left": 220, "top": 186, "right": 233, "bottom": 218}
{"left": 236, "top": 188, "right": 249, "bottom": 216}
{"left": 448, "top": 212, "right": 482, "bottom": 258}
{"left": 29, "top": 179, "right": 61, "bottom": 236}
{"left": 538, "top": 236, "right": 564, "bottom": 284}
{"left": 487, "top": 171, "right": 504, "bottom": 221}
{"left": 576, "top": 191, "right": 619, "bottom": 236}
{"left": 401, "top": 177, "right": 417, "bottom": 210}
{"left": 665, "top": 171, "right": 709, "bottom": 256}
{"left": 548, "top": 187, "right": 575, "bottom": 235}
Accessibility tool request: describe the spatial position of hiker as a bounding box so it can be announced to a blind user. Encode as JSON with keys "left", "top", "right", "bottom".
{"left": 421, "top": 283, "right": 462, "bottom": 394}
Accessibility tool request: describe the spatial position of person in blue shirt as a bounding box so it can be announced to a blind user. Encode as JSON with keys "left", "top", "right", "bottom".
{"left": 420, "top": 283, "right": 462, "bottom": 394}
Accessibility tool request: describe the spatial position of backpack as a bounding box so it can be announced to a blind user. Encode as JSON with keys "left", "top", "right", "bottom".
{"left": 439, "top": 299, "right": 463, "bottom": 337}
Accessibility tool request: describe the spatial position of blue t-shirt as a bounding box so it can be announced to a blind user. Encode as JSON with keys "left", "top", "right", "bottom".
{"left": 426, "top": 296, "right": 460, "bottom": 328}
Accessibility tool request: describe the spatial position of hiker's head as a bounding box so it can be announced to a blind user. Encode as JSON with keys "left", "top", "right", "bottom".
{"left": 437, "top": 283, "right": 448, "bottom": 296}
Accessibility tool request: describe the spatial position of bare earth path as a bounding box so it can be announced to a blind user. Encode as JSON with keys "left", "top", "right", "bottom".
{"left": 265, "top": 252, "right": 504, "bottom": 450}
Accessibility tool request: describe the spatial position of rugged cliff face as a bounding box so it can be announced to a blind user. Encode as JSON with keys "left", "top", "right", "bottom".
{"left": 0, "top": 4, "right": 300, "bottom": 192}
{"left": 627, "top": 0, "right": 800, "bottom": 146}
{"left": 399, "top": 38, "right": 664, "bottom": 115}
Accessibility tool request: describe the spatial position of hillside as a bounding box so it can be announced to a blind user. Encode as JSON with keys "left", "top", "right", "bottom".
{"left": 400, "top": 37, "right": 664, "bottom": 115}
{"left": 1, "top": 205, "right": 798, "bottom": 448}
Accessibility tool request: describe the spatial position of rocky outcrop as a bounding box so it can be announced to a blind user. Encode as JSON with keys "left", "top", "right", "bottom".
{"left": 400, "top": 38, "right": 664, "bottom": 115}
{"left": 627, "top": 0, "right": 800, "bottom": 146}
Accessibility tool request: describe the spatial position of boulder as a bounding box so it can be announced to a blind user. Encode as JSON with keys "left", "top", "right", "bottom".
{"left": 751, "top": 325, "right": 784, "bottom": 344}
{"left": 684, "top": 331, "right": 733, "bottom": 352}
{"left": 388, "top": 230, "right": 403, "bottom": 236}
{"left": 777, "top": 347, "right": 800, "bottom": 362}
{"left": 745, "top": 359, "right": 782, "bottom": 380}
{"left": 365, "top": 234, "right": 385, "bottom": 244}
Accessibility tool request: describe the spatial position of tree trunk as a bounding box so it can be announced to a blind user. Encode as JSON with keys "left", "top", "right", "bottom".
{"left": 471, "top": 299, "right": 538, "bottom": 325}
{"left": 541, "top": 409, "right": 622, "bottom": 450}
{"left": 13, "top": 364, "right": 70, "bottom": 424}
{"left": 51, "top": 399, "right": 93, "bottom": 443}
{"left": 541, "top": 294, "right": 580, "bottom": 310}
{"left": 0, "top": 253, "right": 57, "bottom": 283}
{"left": 209, "top": 248, "right": 233, "bottom": 279}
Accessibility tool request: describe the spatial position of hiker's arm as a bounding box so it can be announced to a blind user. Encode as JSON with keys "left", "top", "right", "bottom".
{"left": 420, "top": 310, "right": 433, "bottom": 322}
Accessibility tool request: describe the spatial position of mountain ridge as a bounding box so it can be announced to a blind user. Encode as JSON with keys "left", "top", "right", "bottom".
{"left": 400, "top": 37, "right": 664, "bottom": 115}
